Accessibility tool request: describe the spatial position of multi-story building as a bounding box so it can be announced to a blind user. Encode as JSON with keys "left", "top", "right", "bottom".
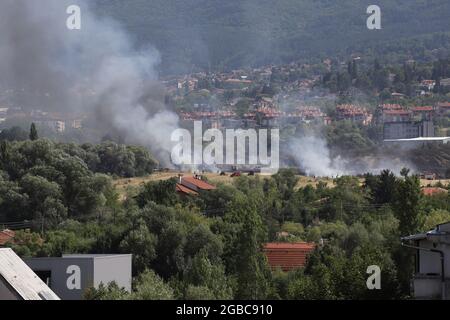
{"left": 377, "top": 104, "right": 411, "bottom": 123}
{"left": 336, "top": 104, "right": 372, "bottom": 125}
{"left": 383, "top": 120, "right": 435, "bottom": 140}
{"left": 401, "top": 221, "right": 450, "bottom": 300}
{"left": 35, "top": 120, "right": 66, "bottom": 133}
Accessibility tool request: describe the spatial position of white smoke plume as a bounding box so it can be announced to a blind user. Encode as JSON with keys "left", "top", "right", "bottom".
{"left": 0, "top": 0, "right": 180, "bottom": 165}
{"left": 288, "top": 136, "right": 345, "bottom": 177}
{"left": 288, "top": 135, "right": 417, "bottom": 177}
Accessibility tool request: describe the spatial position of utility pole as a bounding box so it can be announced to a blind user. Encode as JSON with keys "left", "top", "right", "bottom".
{"left": 41, "top": 214, "right": 45, "bottom": 236}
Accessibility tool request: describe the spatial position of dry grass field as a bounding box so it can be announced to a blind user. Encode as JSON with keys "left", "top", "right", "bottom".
{"left": 113, "top": 171, "right": 450, "bottom": 201}
{"left": 113, "top": 171, "right": 338, "bottom": 200}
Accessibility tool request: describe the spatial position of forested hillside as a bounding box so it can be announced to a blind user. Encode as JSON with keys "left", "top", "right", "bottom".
{"left": 93, "top": 0, "right": 450, "bottom": 74}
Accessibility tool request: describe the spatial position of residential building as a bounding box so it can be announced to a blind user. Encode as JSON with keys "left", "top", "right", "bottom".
{"left": 421, "top": 187, "right": 448, "bottom": 197}
{"left": 223, "top": 78, "right": 253, "bottom": 89}
{"left": 68, "top": 119, "right": 83, "bottom": 129}
{"left": 420, "top": 80, "right": 436, "bottom": 91}
{"left": 401, "top": 222, "right": 450, "bottom": 300}
{"left": 440, "top": 78, "right": 450, "bottom": 88}
{"left": 177, "top": 78, "right": 198, "bottom": 93}
{"left": 176, "top": 175, "right": 216, "bottom": 196}
{"left": 176, "top": 183, "right": 199, "bottom": 196}
{"left": 336, "top": 104, "right": 372, "bottom": 125}
{"left": 382, "top": 109, "right": 411, "bottom": 123}
{"left": 0, "top": 248, "right": 59, "bottom": 300}
{"left": 412, "top": 106, "right": 434, "bottom": 120}
{"left": 383, "top": 120, "right": 434, "bottom": 140}
{"left": 263, "top": 242, "right": 316, "bottom": 272}
{"left": 420, "top": 172, "right": 438, "bottom": 180}
{"left": 377, "top": 104, "right": 411, "bottom": 123}
{"left": 25, "top": 254, "right": 132, "bottom": 300}
{"left": 437, "top": 102, "right": 450, "bottom": 116}
{"left": 0, "top": 229, "right": 15, "bottom": 246}
{"left": 35, "top": 119, "right": 66, "bottom": 133}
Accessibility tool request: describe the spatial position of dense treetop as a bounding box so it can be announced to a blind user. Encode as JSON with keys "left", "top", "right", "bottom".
{"left": 94, "top": 0, "right": 450, "bottom": 74}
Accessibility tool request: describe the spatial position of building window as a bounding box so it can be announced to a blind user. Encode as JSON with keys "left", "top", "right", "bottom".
{"left": 35, "top": 270, "right": 52, "bottom": 287}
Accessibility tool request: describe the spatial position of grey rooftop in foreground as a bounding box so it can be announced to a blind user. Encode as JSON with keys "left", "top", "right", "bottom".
{"left": 25, "top": 253, "right": 132, "bottom": 300}
{"left": 401, "top": 221, "right": 450, "bottom": 242}
{"left": 0, "top": 248, "right": 60, "bottom": 300}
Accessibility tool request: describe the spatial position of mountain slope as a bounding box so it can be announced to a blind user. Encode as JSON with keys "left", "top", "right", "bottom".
{"left": 93, "top": 0, "right": 450, "bottom": 74}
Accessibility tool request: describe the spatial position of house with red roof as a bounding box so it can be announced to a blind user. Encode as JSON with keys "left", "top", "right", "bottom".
{"left": 421, "top": 187, "right": 448, "bottom": 197}
{"left": 377, "top": 104, "right": 410, "bottom": 123}
{"left": 176, "top": 175, "right": 216, "bottom": 196}
{"left": 412, "top": 106, "right": 434, "bottom": 113}
{"left": 0, "top": 229, "right": 15, "bottom": 246}
{"left": 336, "top": 104, "right": 373, "bottom": 125}
{"left": 437, "top": 102, "right": 450, "bottom": 116}
{"left": 263, "top": 242, "right": 316, "bottom": 272}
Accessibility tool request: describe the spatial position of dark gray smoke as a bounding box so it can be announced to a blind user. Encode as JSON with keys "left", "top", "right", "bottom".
{"left": 0, "top": 0, "right": 180, "bottom": 164}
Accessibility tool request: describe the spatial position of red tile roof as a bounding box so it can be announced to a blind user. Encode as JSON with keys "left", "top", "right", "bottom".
{"left": 383, "top": 110, "right": 410, "bottom": 115}
{"left": 0, "top": 229, "right": 16, "bottom": 245}
{"left": 422, "top": 187, "right": 448, "bottom": 197}
{"left": 336, "top": 104, "right": 369, "bottom": 116}
{"left": 176, "top": 183, "right": 199, "bottom": 196}
{"left": 413, "top": 106, "right": 434, "bottom": 112}
{"left": 380, "top": 104, "right": 404, "bottom": 110}
{"left": 181, "top": 177, "right": 216, "bottom": 191}
{"left": 263, "top": 242, "right": 316, "bottom": 272}
{"left": 438, "top": 102, "right": 450, "bottom": 109}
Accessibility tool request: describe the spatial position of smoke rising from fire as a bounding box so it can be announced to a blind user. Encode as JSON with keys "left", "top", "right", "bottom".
{"left": 0, "top": 0, "right": 179, "bottom": 164}
{"left": 288, "top": 136, "right": 347, "bottom": 177}
{"left": 287, "top": 135, "right": 417, "bottom": 177}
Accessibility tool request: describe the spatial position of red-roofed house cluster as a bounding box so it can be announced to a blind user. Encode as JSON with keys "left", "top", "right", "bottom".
{"left": 377, "top": 104, "right": 412, "bottom": 122}
{"left": 378, "top": 102, "right": 450, "bottom": 123}
{"left": 180, "top": 110, "right": 237, "bottom": 121}
{"left": 180, "top": 105, "right": 330, "bottom": 128}
{"left": 336, "top": 104, "right": 373, "bottom": 125}
{"left": 177, "top": 100, "right": 450, "bottom": 135}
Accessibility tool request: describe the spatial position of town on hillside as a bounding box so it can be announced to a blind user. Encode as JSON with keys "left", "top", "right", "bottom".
{"left": 3, "top": 1, "right": 450, "bottom": 304}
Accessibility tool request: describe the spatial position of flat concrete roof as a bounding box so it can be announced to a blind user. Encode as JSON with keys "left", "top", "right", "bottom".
{"left": 62, "top": 254, "right": 131, "bottom": 259}
{"left": 384, "top": 137, "right": 450, "bottom": 143}
{"left": 26, "top": 254, "right": 132, "bottom": 262}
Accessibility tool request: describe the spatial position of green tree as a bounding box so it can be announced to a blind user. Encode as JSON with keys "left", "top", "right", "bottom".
{"left": 0, "top": 127, "right": 28, "bottom": 141}
{"left": 20, "top": 174, "right": 67, "bottom": 228}
{"left": 393, "top": 169, "right": 423, "bottom": 296}
{"left": 131, "top": 269, "right": 174, "bottom": 300}
{"left": 394, "top": 169, "right": 422, "bottom": 236}
{"left": 84, "top": 282, "right": 129, "bottom": 300}
{"left": 136, "top": 178, "right": 179, "bottom": 207}
{"left": 423, "top": 209, "right": 450, "bottom": 230}
{"left": 29, "top": 123, "right": 38, "bottom": 141}
{"left": 225, "top": 195, "right": 271, "bottom": 299}
{"left": 183, "top": 253, "right": 233, "bottom": 300}
{"left": 119, "top": 222, "right": 157, "bottom": 274}
{"left": 370, "top": 170, "right": 397, "bottom": 205}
